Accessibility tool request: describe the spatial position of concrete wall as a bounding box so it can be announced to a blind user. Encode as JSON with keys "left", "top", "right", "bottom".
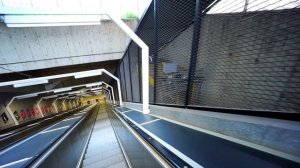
{"left": 0, "top": 20, "right": 137, "bottom": 74}
{"left": 0, "top": 96, "right": 79, "bottom": 130}
{"left": 39, "top": 99, "right": 56, "bottom": 117}
{"left": 0, "top": 96, "right": 16, "bottom": 129}
{"left": 56, "top": 100, "right": 66, "bottom": 112}
{"left": 124, "top": 102, "right": 300, "bottom": 162}
{"left": 8, "top": 97, "right": 43, "bottom": 124}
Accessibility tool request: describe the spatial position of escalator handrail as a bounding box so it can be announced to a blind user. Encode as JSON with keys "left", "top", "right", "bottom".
{"left": 0, "top": 106, "right": 87, "bottom": 151}
{"left": 24, "top": 104, "right": 96, "bottom": 168}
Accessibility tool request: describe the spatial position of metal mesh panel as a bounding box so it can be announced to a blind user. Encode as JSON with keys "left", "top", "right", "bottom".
{"left": 129, "top": 42, "right": 141, "bottom": 102}
{"left": 189, "top": 0, "right": 300, "bottom": 112}
{"left": 115, "top": 0, "right": 300, "bottom": 114}
{"left": 123, "top": 53, "right": 133, "bottom": 101}
{"left": 155, "top": 0, "right": 196, "bottom": 105}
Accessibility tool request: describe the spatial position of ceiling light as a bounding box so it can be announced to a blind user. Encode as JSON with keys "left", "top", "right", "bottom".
{"left": 86, "top": 82, "right": 102, "bottom": 87}
{"left": 54, "top": 88, "right": 72, "bottom": 93}
{"left": 7, "top": 22, "right": 101, "bottom": 27}
{"left": 13, "top": 80, "right": 48, "bottom": 88}
{"left": 4, "top": 15, "right": 101, "bottom": 27}
{"left": 16, "top": 93, "right": 38, "bottom": 99}
{"left": 90, "top": 88, "right": 103, "bottom": 91}
{"left": 44, "top": 95, "right": 58, "bottom": 99}
{"left": 74, "top": 71, "right": 102, "bottom": 79}
{"left": 68, "top": 91, "right": 81, "bottom": 95}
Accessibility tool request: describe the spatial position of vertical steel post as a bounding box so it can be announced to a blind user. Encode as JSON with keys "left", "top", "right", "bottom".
{"left": 128, "top": 48, "right": 134, "bottom": 102}
{"left": 185, "top": 0, "right": 203, "bottom": 107}
{"left": 137, "top": 47, "right": 142, "bottom": 103}
{"left": 153, "top": 0, "right": 158, "bottom": 104}
{"left": 122, "top": 62, "right": 128, "bottom": 101}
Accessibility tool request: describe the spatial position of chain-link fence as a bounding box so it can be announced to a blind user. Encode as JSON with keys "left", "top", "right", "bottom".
{"left": 114, "top": 0, "right": 300, "bottom": 115}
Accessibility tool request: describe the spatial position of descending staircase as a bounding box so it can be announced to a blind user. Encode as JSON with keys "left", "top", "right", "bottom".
{"left": 81, "top": 105, "right": 128, "bottom": 168}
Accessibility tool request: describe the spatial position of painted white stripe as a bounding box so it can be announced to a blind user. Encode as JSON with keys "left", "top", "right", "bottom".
{"left": 40, "top": 126, "right": 70, "bottom": 134}
{"left": 115, "top": 109, "right": 132, "bottom": 114}
{"left": 119, "top": 112, "right": 203, "bottom": 168}
{"left": 0, "top": 157, "right": 31, "bottom": 168}
{"left": 122, "top": 110, "right": 133, "bottom": 114}
{"left": 140, "top": 119, "right": 161, "bottom": 126}
{"left": 121, "top": 107, "right": 143, "bottom": 113}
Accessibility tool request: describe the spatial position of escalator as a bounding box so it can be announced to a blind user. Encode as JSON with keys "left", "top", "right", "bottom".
{"left": 0, "top": 104, "right": 98, "bottom": 168}
{"left": 1, "top": 102, "right": 298, "bottom": 168}
{"left": 81, "top": 105, "right": 128, "bottom": 168}
{"left": 0, "top": 103, "right": 166, "bottom": 168}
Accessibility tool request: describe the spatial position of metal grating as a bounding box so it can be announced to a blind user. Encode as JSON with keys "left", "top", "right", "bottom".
{"left": 189, "top": 0, "right": 300, "bottom": 112}
{"left": 155, "top": 0, "right": 196, "bottom": 105}
{"left": 115, "top": 0, "right": 300, "bottom": 114}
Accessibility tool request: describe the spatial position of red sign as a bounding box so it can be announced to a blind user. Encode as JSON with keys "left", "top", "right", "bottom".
{"left": 26, "top": 109, "right": 31, "bottom": 118}
{"left": 20, "top": 110, "right": 26, "bottom": 119}
{"left": 31, "top": 108, "right": 35, "bottom": 117}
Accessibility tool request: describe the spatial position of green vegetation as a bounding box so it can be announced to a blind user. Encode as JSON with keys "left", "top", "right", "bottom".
{"left": 122, "top": 12, "right": 138, "bottom": 19}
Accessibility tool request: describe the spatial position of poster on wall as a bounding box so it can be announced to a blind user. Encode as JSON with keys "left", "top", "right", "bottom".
{"left": 1, "top": 112, "right": 9, "bottom": 124}
{"left": 13, "top": 111, "right": 20, "bottom": 120}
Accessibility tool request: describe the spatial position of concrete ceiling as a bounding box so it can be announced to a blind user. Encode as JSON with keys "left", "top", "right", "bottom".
{"left": 0, "top": 60, "right": 119, "bottom": 97}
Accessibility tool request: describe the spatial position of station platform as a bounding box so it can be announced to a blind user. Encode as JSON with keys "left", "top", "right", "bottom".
{"left": 114, "top": 107, "right": 299, "bottom": 168}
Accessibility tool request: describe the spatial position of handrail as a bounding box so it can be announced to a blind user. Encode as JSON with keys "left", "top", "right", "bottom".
{"left": 0, "top": 106, "right": 87, "bottom": 151}
{"left": 111, "top": 108, "right": 172, "bottom": 168}
{"left": 113, "top": 108, "right": 190, "bottom": 168}
{"left": 25, "top": 104, "right": 97, "bottom": 168}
